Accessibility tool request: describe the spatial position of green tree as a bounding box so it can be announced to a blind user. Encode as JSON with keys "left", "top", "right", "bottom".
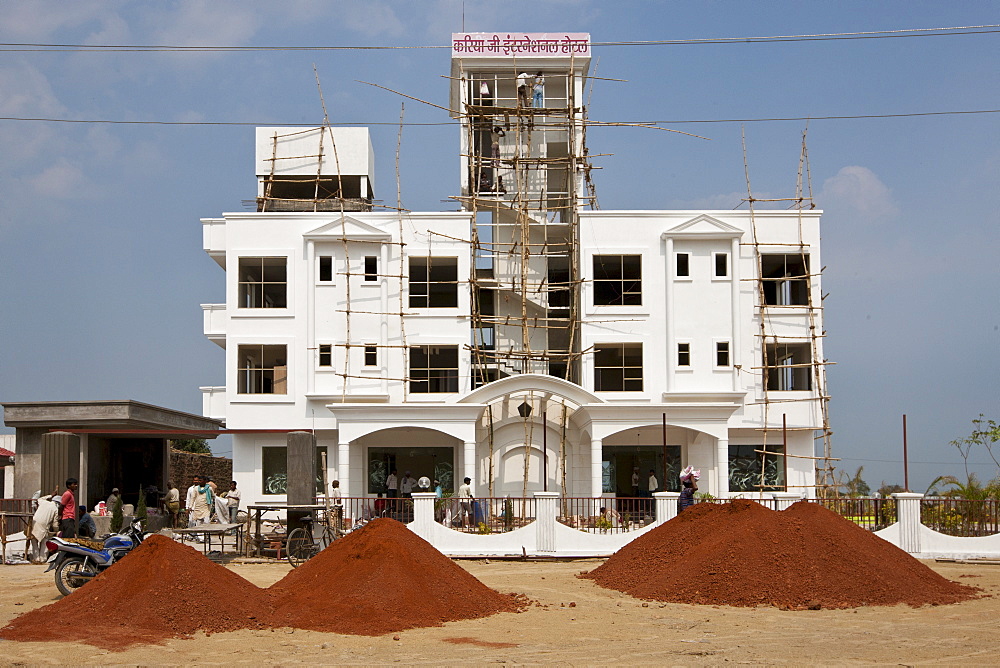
{"left": 925, "top": 473, "right": 998, "bottom": 500}
{"left": 877, "top": 482, "right": 905, "bottom": 496}
{"left": 135, "top": 486, "right": 148, "bottom": 526}
{"left": 837, "top": 466, "right": 871, "bottom": 497}
{"left": 170, "top": 438, "right": 211, "bottom": 454}
{"left": 949, "top": 414, "right": 1000, "bottom": 479}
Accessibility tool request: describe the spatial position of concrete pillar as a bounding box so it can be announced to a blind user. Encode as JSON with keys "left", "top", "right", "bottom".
{"left": 286, "top": 431, "right": 317, "bottom": 532}
{"left": 337, "top": 442, "right": 350, "bottom": 498}
{"left": 411, "top": 492, "right": 436, "bottom": 539}
{"left": 534, "top": 491, "right": 559, "bottom": 553}
{"left": 771, "top": 491, "right": 801, "bottom": 511}
{"left": 40, "top": 431, "right": 80, "bottom": 499}
{"left": 463, "top": 441, "right": 476, "bottom": 487}
{"left": 590, "top": 438, "right": 602, "bottom": 498}
{"left": 893, "top": 492, "right": 924, "bottom": 555}
{"left": 654, "top": 491, "right": 680, "bottom": 525}
{"left": 716, "top": 437, "right": 729, "bottom": 498}
{"left": 13, "top": 428, "right": 44, "bottom": 499}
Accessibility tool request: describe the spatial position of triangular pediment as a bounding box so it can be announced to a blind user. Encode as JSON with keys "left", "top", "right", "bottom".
{"left": 304, "top": 216, "right": 392, "bottom": 240}
{"left": 661, "top": 214, "right": 744, "bottom": 239}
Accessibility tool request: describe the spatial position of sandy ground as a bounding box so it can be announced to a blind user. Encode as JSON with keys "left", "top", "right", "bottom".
{"left": 1, "top": 558, "right": 999, "bottom": 665}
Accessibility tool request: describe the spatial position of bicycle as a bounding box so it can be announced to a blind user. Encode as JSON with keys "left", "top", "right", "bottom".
{"left": 285, "top": 512, "right": 340, "bottom": 568}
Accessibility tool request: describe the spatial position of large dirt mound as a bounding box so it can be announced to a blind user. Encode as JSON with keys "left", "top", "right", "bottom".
{"left": 0, "top": 534, "right": 266, "bottom": 649}
{"left": 583, "top": 500, "right": 980, "bottom": 609}
{"left": 267, "top": 518, "right": 524, "bottom": 634}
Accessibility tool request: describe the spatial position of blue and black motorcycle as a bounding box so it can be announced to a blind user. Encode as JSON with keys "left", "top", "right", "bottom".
{"left": 44, "top": 519, "right": 145, "bottom": 595}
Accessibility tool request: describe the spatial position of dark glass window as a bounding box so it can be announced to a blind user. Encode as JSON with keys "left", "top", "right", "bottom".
{"left": 410, "top": 346, "right": 460, "bottom": 393}
{"left": 409, "top": 257, "right": 459, "bottom": 308}
{"left": 594, "top": 343, "right": 643, "bottom": 391}
{"left": 238, "top": 257, "right": 287, "bottom": 308}
{"left": 364, "top": 256, "right": 378, "bottom": 281}
{"left": 593, "top": 255, "right": 641, "bottom": 306}
{"left": 318, "top": 256, "right": 333, "bottom": 282}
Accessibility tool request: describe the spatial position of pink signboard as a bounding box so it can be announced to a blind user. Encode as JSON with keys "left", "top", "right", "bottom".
{"left": 452, "top": 33, "right": 591, "bottom": 57}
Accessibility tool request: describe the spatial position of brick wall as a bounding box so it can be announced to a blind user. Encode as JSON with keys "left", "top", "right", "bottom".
{"left": 168, "top": 449, "right": 233, "bottom": 493}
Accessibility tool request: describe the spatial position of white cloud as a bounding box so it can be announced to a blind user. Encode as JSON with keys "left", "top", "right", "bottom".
{"left": 28, "top": 158, "right": 88, "bottom": 199}
{"left": 0, "top": 1, "right": 112, "bottom": 39}
{"left": 817, "top": 165, "right": 899, "bottom": 221}
{"left": 150, "top": 0, "right": 261, "bottom": 52}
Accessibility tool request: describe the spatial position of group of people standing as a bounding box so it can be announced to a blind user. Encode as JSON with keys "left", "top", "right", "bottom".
{"left": 183, "top": 476, "right": 241, "bottom": 528}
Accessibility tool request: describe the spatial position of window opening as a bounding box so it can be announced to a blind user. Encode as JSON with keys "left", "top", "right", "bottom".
{"left": 364, "top": 345, "right": 377, "bottom": 367}
{"left": 764, "top": 342, "right": 812, "bottom": 391}
{"left": 593, "top": 255, "right": 642, "bottom": 306}
{"left": 761, "top": 254, "right": 809, "bottom": 306}
{"left": 677, "top": 342, "right": 691, "bottom": 367}
{"left": 729, "top": 444, "right": 785, "bottom": 492}
{"left": 716, "top": 341, "right": 731, "bottom": 367}
{"left": 364, "top": 256, "right": 378, "bottom": 282}
{"left": 676, "top": 252, "right": 690, "bottom": 278}
{"left": 238, "top": 257, "right": 286, "bottom": 308}
{"left": 237, "top": 344, "right": 287, "bottom": 394}
{"left": 409, "top": 257, "right": 458, "bottom": 308}
{"left": 409, "top": 346, "right": 459, "bottom": 393}
{"left": 318, "top": 256, "right": 333, "bottom": 282}
{"left": 594, "top": 343, "right": 643, "bottom": 391}
{"left": 318, "top": 344, "right": 332, "bottom": 367}
{"left": 714, "top": 252, "right": 729, "bottom": 278}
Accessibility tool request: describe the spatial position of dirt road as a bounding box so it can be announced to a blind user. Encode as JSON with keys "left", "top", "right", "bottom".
{"left": 1, "top": 558, "right": 998, "bottom": 665}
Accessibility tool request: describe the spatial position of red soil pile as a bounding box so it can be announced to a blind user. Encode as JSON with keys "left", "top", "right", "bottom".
{"left": 0, "top": 535, "right": 266, "bottom": 649}
{"left": 266, "top": 518, "right": 524, "bottom": 634}
{"left": 583, "top": 500, "right": 980, "bottom": 609}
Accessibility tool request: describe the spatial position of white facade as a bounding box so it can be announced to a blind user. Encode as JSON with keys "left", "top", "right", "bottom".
{"left": 200, "top": 34, "right": 827, "bottom": 507}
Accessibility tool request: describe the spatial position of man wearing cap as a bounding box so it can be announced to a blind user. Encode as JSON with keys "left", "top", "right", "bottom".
{"left": 106, "top": 487, "right": 121, "bottom": 513}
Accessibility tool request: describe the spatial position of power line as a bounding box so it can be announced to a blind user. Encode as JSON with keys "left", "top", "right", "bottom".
{"left": 0, "top": 109, "right": 997, "bottom": 129}
{"left": 0, "top": 24, "right": 997, "bottom": 52}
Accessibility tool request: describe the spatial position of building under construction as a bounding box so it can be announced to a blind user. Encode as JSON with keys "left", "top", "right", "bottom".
{"left": 199, "top": 32, "right": 832, "bottom": 505}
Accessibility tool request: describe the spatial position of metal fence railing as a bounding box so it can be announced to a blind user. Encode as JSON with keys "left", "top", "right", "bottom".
{"left": 433, "top": 496, "right": 537, "bottom": 534}
{"left": 558, "top": 497, "right": 656, "bottom": 534}
{"left": 919, "top": 498, "right": 1000, "bottom": 537}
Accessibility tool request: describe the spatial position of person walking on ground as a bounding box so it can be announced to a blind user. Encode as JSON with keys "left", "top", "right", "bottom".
{"left": 458, "top": 477, "right": 474, "bottom": 529}
{"left": 678, "top": 466, "right": 700, "bottom": 514}
{"left": 226, "top": 480, "right": 241, "bottom": 523}
{"left": 58, "top": 478, "right": 79, "bottom": 538}
{"left": 185, "top": 476, "right": 201, "bottom": 527}
{"left": 188, "top": 475, "right": 212, "bottom": 526}
{"left": 164, "top": 481, "right": 180, "bottom": 528}
{"left": 329, "top": 480, "right": 343, "bottom": 530}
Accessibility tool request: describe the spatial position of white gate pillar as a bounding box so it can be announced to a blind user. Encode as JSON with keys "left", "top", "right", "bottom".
{"left": 590, "top": 439, "right": 603, "bottom": 498}
{"left": 463, "top": 441, "right": 476, "bottom": 487}
{"left": 654, "top": 492, "right": 680, "bottom": 525}
{"left": 716, "top": 437, "right": 729, "bottom": 497}
{"left": 337, "top": 441, "right": 350, "bottom": 498}
{"left": 893, "top": 492, "right": 924, "bottom": 555}
{"left": 410, "top": 492, "right": 436, "bottom": 538}
{"left": 534, "top": 491, "right": 560, "bottom": 553}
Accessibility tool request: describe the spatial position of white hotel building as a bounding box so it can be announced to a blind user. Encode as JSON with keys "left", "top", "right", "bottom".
{"left": 200, "top": 33, "right": 828, "bottom": 506}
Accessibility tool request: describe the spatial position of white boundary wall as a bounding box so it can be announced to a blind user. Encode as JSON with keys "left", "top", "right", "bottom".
{"left": 406, "top": 491, "right": 1000, "bottom": 559}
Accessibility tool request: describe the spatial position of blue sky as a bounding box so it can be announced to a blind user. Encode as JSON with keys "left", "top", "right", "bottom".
{"left": 1, "top": 1, "right": 997, "bottom": 492}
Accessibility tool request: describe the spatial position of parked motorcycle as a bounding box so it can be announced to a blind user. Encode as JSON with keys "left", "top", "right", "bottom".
{"left": 44, "top": 519, "right": 145, "bottom": 596}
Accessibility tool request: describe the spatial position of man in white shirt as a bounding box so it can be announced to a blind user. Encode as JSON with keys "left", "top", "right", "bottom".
{"left": 517, "top": 72, "right": 530, "bottom": 106}
{"left": 648, "top": 469, "right": 658, "bottom": 494}
{"left": 458, "top": 477, "right": 474, "bottom": 528}
{"left": 386, "top": 469, "right": 398, "bottom": 498}
{"left": 400, "top": 471, "right": 415, "bottom": 498}
{"left": 226, "top": 481, "right": 241, "bottom": 523}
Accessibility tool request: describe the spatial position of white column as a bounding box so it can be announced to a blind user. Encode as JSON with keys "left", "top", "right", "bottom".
{"left": 337, "top": 442, "right": 350, "bottom": 498}
{"left": 893, "top": 492, "right": 924, "bottom": 555}
{"left": 730, "top": 236, "right": 741, "bottom": 392}
{"left": 463, "top": 441, "right": 476, "bottom": 488}
{"left": 410, "top": 492, "right": 436, "bottom": 538}
{"left": 654, "top": 491, "right": 680, "bottom": 525}
{"left": 534, "top": 491, "right": 560, "bottom": 553}
{"left": 716, "top": 437, "right": 729, "bottom": 498}
{"left": 664, "top": 236, "right": 674, "bottom": 392}
{"left": 590, "top": 438, "right": 603, "bottom": 498}
{"left": 771, "top": 491, "right": 801, "bottom": 511}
